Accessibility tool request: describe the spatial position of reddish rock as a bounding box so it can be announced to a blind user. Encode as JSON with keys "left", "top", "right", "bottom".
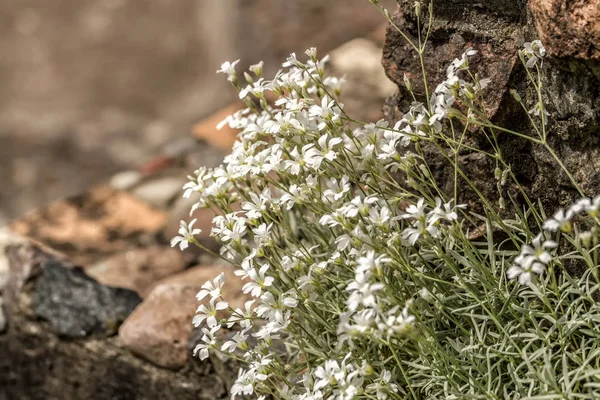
{"left": 86, "top": 246, "right": 193, "bottom": 297}
{"left": 118, "top": 283, "right": 200, "bottom": 370}
{"left": 530, "top": 0, "right": 600, "bottom": 60}
{"left": 151, "top": 264, "right": 246, "bottom": 310}
{"left": 10, "top": 185, "right": 168, "bottom": 266}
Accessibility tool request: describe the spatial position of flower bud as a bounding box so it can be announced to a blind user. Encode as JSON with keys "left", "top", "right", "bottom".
{"left": 403, "top": 73, "right": 413, "bottom": 92}
{"left": 243, "top": 72, "right": 254, "bottom": 85}
{"left": 494, "top": 167, "right": 502, "bottom": 180}
{"left": 579, "top": 231, "right": 593, "bottom": 248}
{"left": 510, "top": 89, "right": 522, "bottom": 103}
{"left": 414, "top": 1, "right": 422, "bottom": 16}
{"left": 249, "top": 61, "right": 264, "bottom": 77}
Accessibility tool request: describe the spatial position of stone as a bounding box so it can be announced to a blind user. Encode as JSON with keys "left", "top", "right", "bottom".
{"left": 3, "top": 240, "right": 71, "bottom": 328}
{"left": 0, "top": 228, "right": 28, "bottom": 293}
{"left": 33, "top": 259, "right": 142, "bottom": 338}
{"left": 192, "top": 103, "right": 243, "bottom": 152}
{"left": 382, "top": 1, "right": 520, "bottom": 120}
{"left": 10, "top": 185, "right": 168, "bottom": 266}
{"left": 381, "top": 0, "right": 600, "bottom": 216}
{"left": 530, "top": 0, "right": 600, "bottom": 60}
{"left": 0, "top": 242, "right": 227, "bottom": 399}
{"left": 109, "top": 170, "right": 142, "bottom": 191}
{"left": 151, "top": 264, "right": 246, "bottom": 310}
{"left": 86, "top": 246, "right": 193, "bottom": 297}
{"left": 118, "top": 283, "right": 200, "bottom": 370}
{"left": 330, "top": 38, "right": 397, "bottom": 121}
{"left": 131, "top": 175, "right": 187, "bottom": 209}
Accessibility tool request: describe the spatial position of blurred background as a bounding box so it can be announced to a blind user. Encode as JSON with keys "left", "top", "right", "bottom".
{"left": 0, "top": 0, "right": 395, "bottom": 225}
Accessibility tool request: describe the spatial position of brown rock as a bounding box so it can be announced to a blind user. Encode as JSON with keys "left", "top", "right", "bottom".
{"left": 192, "top": 102, "right": 243, "bottom": 152}
{"left": 118, "top": 283, "right": 201, "bottom": 370}
{"left": 151, "top": 264, "right": 246, "bottom": 310}
{"left": 86, "top": 246, "right": 193, "bottom": 297}
{"left": 11, "top": 185, "right": 168, "bottom": 266}
{"left": 530, "top": 0, "right": 600, "bottom": 60}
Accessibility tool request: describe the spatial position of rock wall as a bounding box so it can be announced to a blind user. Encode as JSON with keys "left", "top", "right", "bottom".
{"left": 382, "top": 0, "right": 600, "bottom": 210}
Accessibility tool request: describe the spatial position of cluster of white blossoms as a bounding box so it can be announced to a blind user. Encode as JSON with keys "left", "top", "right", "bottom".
{"left": 173, "top": 30, "right": 600, "bottom": 397}
{"left": 170, "top": 45, "right": 488, "bottom": 399}
{"left": 507, "top": 194, "right": 600, "bottom": 285}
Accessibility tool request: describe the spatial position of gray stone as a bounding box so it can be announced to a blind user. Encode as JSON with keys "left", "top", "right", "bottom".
{"left": 33, "top": 260, "right": 142, "bottom": 338}
{"left": 131, "top": 175, "right": 187, "bottom": 209}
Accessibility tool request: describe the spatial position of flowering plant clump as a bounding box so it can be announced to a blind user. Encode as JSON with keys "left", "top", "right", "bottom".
{"left": 173, "top": 2, "right": 600, "bottom": 399}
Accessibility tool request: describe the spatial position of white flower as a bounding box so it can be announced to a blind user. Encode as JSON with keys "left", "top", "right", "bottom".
{"left": 401, "top": 220, "right": 440, "bottom": 246}
{"left": 570, "top": 195, "right": 600, "bottom": 217}
{"left": 366, "top": 369, "right": 398, "bottom": 400}
{"left": 193, "top": 299, "right": 229, "bottom": 328}
{"left": 428, "top": 198, "right": 465, "bottom": 224}
{"left": 242, "top": 264, "right": 275, "bottom": 297}
{"left": 356, "top": 250, "right": 391, "bottom": 275}
{"left": 170, "top": 219, "right": 202, "bottom": 251}
{"left": 217, "top": 59, "right": 240, "bottom": 82}
{"left": 507, "top": 259, "right": 544, "bottom": 285}
{"left": 379, "top": 306, "right": 416, "bottom": 336}
{"left": 249, "top": 61, "right": 264, "bottom": 76}
{"left": 252, "top": 223, "right": 273, "bottom": 247}
{"left": 308, "top": 96, "right": 342, "bottom": 130}
{"left": 543, "top": 208, "right": 573, "bottom": 232}
{"left": 346, "top": 272, "right": 385, "bottom": 312}
{"left": 241, "top": 190, "right": 269, "bottom": 220}
{"left": 282, "top": 52, "right": 302, "bottom": 68}
{"left": 522, "top": 40, "right": 546, "bottom": 68}
{"left": 192, "top": 325, "right": 220, "bottom": 360}
{"left": 400, "top": 198, "right": 427, "bottom": 221}
{"left": 314, "top": 360, "right": 344, "bottom": 390}
{"left": 508, "top": 234, "right": 556, "bottom": 285}
{"left": 196, "top": 272, "right": 225, "bottom": 302}
{"left": 227, "top": 300, "right": 255, "bottom": 328}
{"left": 323, "top": 176, "right": 351, "bottom": 203}
{"left": 221, "top": 328, "right": 250, "bottom": 353}
{"left": 518, "top": 234, "right": 557, "bottom": 265}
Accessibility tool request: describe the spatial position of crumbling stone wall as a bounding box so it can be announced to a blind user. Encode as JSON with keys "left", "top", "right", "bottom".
{"left": 382, "top": 0, "right": 600, "bottom": 211}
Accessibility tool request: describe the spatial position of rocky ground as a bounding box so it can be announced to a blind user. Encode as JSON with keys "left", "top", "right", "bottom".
{"left": 0, "top": 30, "right": 395, "bottom": 399}
{"left": 0, "top": 0, "right": 395, "bottom": 226}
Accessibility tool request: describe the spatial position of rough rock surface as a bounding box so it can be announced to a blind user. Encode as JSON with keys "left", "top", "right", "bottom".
{"left": 118, "top": 283, "right": 201, "bottom": 370}
{"left": 0, "top": 238, "right": 227, "bottom": 399}
{"left": 33, "top": 260, "right": 141, "bottom": 338}
{"left": 529, "top": 0, "right": 600, "bottom": 60}
{"left": 382, "top": 0, "right": 600, "bottom": 211}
